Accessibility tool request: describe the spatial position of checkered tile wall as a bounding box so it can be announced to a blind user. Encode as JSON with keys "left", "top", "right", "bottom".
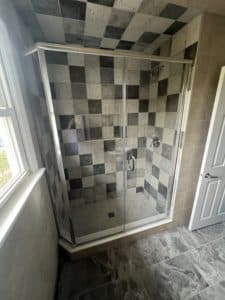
{"left": 15, "top": 0, "right": 200, "bottom": 54}
{"left": 47, "top": 51, "right": 154, "bottom": 205}
{"left": 143, "top": 40, "right": 198, "bottom": 213}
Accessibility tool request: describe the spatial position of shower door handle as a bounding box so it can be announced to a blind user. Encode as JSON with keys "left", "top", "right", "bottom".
{"left": 127, "top": 154, "right": 136, "bottom": 171}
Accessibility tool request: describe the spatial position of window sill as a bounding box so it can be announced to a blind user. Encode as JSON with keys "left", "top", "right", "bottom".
{"left": 0, "top": 168, "right": 45, "bottom": 248}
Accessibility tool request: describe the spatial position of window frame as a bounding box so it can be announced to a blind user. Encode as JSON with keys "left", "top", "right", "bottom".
{"left": 0, "top": 18, "right": 39, "bottom": 208}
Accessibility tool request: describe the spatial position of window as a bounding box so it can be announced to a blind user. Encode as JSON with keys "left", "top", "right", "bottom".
{"left": 0, "top": 54, "right": 28, "bottom": 205}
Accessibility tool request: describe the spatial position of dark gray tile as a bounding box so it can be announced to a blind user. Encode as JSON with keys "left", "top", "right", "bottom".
{"left": 46, "top": 51, "right": 68, "bottom": 65}
{"left": 104, "top": 140, "right": 115, "bottom": 152}
{"left": 127, "top": 113, "right": 138, "bottom": 125}
{"left": 109, "top": 7, "right": 133, "bottom": 28}
{"left": 72, "top": 83, "right": 87, "bottom": 99}
{"left": 80, "top": 154, "right": 93, "bottom": 166}
{"left": 88, "top": 100, "right": 102, "bottom": 114}
{"left": 88, "top": 0, "right": 115, "bottom": 7}
{"left": 100, "top": 56, "right": 114, "bottom": 68}
{"left": 64, "top": 143, "right": 78, "bottom": 156}
{"left": 160, "top": 3, "right": 187, "bottom": 20}
{"left": 60, "top": 115, "right": 75, "bottom": 129}
{"left": 114, "top": 126, "right": 122, "bottom": 138}
{"left": 158, "top": 182, "right": 167, "bottom": 199}
{"left": 165, "top": 21, "right": 186, "bottom": 35}
{"left": 116, "top": 40, "right": 134, "bottom": 50}
{"left": 106, "top": 182, "right": 116, "bottom": 193}
{"left": 184, "top": 42, "right": 198, "bottom": 60}
{"left": 60, "top": 0, "right": 86, "bottom": 20}
{"left": 158, "top": 79, "right": 168, "bottom": 96}
{"left": 104, "top": 25, "right": 125, "bottom": 39}
{"left": 138, "top": 32, "right": 160, "bottom": 43}
{"left": 162, "top": 143, "right": 172, "bottom": 160}
{"left": 69, "top": 66, "right": 85, "bottom": 82}
{"left": 152, "top": 165, "right": 160, "bottom": 179}
{"left": 83, "top": 35, "right": 102, "bottom": 48}
{"left": 76, "top": 128, "right": 86, "bottom": 142}
{"left": 69, "top": 178, "right": 83, "bottom": 189}
{"left": 115, "top": 85, "right": 122, "bottom": 99}
{"left": 166, "top": 94, "right": 179, "bottom": 112}
{"left": 148, "top": 112, "right": 156, "bottom": 126}
{"left": 127, "top": 85, "right": 139, "bottom": 99}
{"left": 146, "top": 149, "right": 153, "bottom": 162}
{"left": 139, "top": 100, "right": 149, "bottom": 112}
{"left": 93, "top": 164, "right": 105, "bottom": 175}
{"left": 31, "top": 0, "right": 61, "bottom": 16}
{"left": 140, "top": 71, "right": 150, "bottom": 85}
{"left": 100, "top": 68, "right": 114, "bottom": 84}
{"left": 65, "top": 33, "right": 83, "bottom": 44}
{"left": 90, "top": 127, "right": 102, "bottom": 139}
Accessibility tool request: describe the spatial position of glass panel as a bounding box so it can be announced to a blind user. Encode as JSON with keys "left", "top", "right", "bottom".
{"left": 124, "top": 58, "right": 185, "bottom": 229}
{"left": 46, "top": 51, "right": 126, "bottom": 243}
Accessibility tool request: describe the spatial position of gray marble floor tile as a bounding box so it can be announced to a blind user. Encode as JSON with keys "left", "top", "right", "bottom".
{"left": 141, "top": 253, "right": 209, "bottom": 300}
{"left": 208, "top": 237, "right": 225, "bottom": 278}
{"left": 195, "top": 222, "right": 225, "bottom": 242}
{"left": 177, "top": 226, "right": 209, "bottom": 249}
{"left": 190, "top": 281, "right": 225, "bottom": 300}
{"left": 185, "top": 244, "right": 222, "bottom": 285}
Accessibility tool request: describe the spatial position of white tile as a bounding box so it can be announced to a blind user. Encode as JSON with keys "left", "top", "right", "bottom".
{"left": 121, "top": 13, "right": 149, "bottom": 41}
{"left": 36, "top": 14, "right": 65, "bottom": 43}
{"left": 78, "top": 141, "right": 92, "bottom": 154}
{"left": 178, "top": 7, "right": 200, "bottom": 23}
{"left": 144, "top": 34, "right": 171, "bottom": 54}
{"left": 171, "top": 25, "right": 187, "bottom": 56}
{"left": 102, "top": 127, "right": 114, "bottom": 138}
{"left": 82, "top": 176, "right": 94, "bottom": 188}
{"left": 63, "top": 155, "right": 80, "bottom": 168}
{"left": 114, "top": 0, "right": 142, "bottom": 12}
{"left": 54, "top": 100, "right": 74, "bottom": 115}
{"left": 163, "top": 128, "right": 175, "bottom": 145}
{"left": 84, "top": 3, "right": 111, "bottom": 38}
{"left": 139, "top": 113, "right": 148, "bottom": 125}
{"left": 100, "top": 38, "right": 119, "bottom": 49}
{"left": 126, "top": 70, "right": 140, "bottom": 85}
{"left": 63, "top": 18, "right": 84, "bottom": 35}
{"left": 62, "top": 129, "right": 77, "bottom": 143}
{"left": 155, "top": 112, "right": 165, "bottom": 127}
{"left": 145, "top": 15, "right": 174, "bottom": 34}
{"left": 86, "top": 83, "right": 102, "bottom": 99}
{"left": 126, "top": 100, "right": 139, "bottom": 113}
{"left": 185, "top": 15, "right": 202, "bottom": 48}
{"left": 67, "top": 53, "right": 85, "bottom": 66}
{"left": 48, "top": 64, "right": 70, "bottom": 83}
{"left": 85, "top": 67, "right": 101, "bottom": 84}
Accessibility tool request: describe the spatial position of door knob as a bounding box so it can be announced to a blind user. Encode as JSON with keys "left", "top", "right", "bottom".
{"left": 205, "top": 173, "right": 218, "bottom": 179}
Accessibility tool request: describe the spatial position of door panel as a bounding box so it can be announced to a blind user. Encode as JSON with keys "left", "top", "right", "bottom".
{"left": 189, "top": 66, "right": 225, "bottom": 230}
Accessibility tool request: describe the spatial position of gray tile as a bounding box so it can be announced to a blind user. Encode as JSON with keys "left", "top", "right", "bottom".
{"left": 143, "top": 254, "right": 208, "bottom": 300}
{"left": 191, "top": 281, "right": 225, "bottom": 300}
{"left": 31, "top": 0, "right": 61, "bottom": 16}
{"left": 162, "top": 143, "right": 172, "bottom": 160}
{"left": 60, "top": 0, "right": 86, "bottom": 20}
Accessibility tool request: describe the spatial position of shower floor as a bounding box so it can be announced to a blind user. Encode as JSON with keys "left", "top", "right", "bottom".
{"left": 71, "top": 191, "right": 162, "bottom": 243}
{"left": 57, "top": 222, "right": 225, "bottom": 300}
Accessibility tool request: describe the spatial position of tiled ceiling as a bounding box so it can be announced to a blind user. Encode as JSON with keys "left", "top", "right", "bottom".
{"left": 14, "top": 0, "right": 201, "bottom": 54}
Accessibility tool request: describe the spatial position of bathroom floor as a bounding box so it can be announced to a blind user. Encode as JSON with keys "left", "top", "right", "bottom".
{"left": 57, "top": 223, "right": 225, "bottom": 300}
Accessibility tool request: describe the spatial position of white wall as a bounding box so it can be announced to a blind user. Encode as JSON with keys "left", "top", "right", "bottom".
{"left": 0, "top": 1, "right": 58, "bottom": 299}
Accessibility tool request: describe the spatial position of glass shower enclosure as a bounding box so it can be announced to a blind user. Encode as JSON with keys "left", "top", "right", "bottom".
{"left": 33, "top": 44, "right": 191, "bottom": 245}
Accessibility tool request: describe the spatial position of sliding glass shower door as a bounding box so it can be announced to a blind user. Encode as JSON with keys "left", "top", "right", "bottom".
{"left": 124, "top": 58, "right": 185, "bottom": 229}
{"left": 45, "top": 50, "right": 186, "bottom": 244}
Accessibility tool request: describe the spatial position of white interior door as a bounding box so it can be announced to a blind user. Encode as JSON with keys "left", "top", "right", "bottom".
{"left": 189, "top": 66, "right": 225, "bottom": 230}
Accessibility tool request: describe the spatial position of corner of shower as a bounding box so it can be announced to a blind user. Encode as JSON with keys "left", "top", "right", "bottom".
{"left": 26, "top": 43, "right": 192, "bottom": 249}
